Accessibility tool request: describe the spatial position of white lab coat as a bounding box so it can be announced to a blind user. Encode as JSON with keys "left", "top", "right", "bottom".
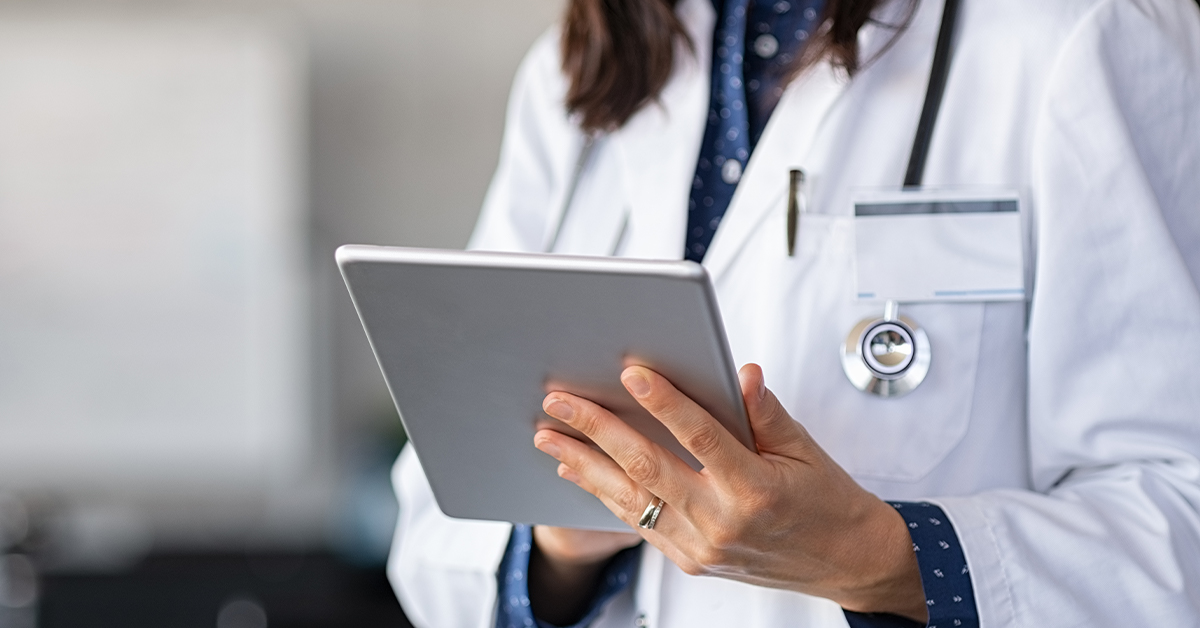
{"left": 388, "top": 0, "right": 1200, "bottom": 625}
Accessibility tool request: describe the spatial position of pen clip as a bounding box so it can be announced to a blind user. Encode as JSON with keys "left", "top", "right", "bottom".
{"left": 787, "top": 169, "right": 806, "bottom": 257}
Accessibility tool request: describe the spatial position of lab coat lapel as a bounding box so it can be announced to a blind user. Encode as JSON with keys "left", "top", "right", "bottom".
{"left": 610, "top": 0, "right": 713, "bottom": 260}
{"left": 701, "top": 60, "right": 850, "bottom": 280}
{"left": 701, "top": 0, "right": 922, "bottom": 280}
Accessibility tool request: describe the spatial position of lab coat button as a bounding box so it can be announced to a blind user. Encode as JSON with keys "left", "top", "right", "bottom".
{"left": 753, "top": 34, "right": 779, "bottom": 59}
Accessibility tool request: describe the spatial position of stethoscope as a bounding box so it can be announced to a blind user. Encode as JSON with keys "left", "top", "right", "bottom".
{"left": 548, "top": 0, "right": 961, "bottom": 398}
{"left": 841, "top": 0, "right": 959, "bottom": 398}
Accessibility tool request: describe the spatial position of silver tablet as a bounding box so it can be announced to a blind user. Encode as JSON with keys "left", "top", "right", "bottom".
{"left": 337, "top": 245, "right": 753, "bottom": 531}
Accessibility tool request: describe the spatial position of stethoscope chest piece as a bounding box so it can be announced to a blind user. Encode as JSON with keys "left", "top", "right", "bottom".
{"left": 841, "top": 302, "right": 931, "bottom": 398}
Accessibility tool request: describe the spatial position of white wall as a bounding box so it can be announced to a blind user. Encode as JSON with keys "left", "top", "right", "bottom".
{"left": 0, "top": 11, "right": 310, "bottom": 491}
{"left": 0, "top": 0, "right": 562, "bottom": 553}
{"left": 295, "top": 0, "right": 564, "bottom": 445}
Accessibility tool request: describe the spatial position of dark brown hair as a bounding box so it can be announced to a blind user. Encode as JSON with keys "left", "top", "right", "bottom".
{"left": 561, "top": 0, "right": 908, "bottom": 133}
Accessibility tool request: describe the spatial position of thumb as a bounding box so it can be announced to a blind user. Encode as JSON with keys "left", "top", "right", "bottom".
{"left": 738, "top": 364, "right": 815, "bottom": 457}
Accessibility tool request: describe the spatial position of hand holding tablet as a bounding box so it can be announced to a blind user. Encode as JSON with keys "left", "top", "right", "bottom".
{"left": 340, "top": 245, "right": 927, "bottom": 619}
{"left": 337, "top": 245, "right": 754, "bottom": 531}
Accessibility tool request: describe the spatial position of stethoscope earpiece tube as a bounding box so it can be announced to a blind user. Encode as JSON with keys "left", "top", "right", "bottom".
{"left": 904, "top": 0, "right": 960, "bottom": 189}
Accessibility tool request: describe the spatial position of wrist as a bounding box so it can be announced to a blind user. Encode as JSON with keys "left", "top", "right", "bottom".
{"left": 528, "top": 531, "right": 612, "bottom": 626}
{"left": 834, "top": 498, "right": 928, "bottom": 623}
{"left": 530, "top": 540, "right": 608, "bottom": 588}
{"left": 532, "top": 525, "right": 628, "bottom": 568}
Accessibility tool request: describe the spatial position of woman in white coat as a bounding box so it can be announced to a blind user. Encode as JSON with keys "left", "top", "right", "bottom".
{"left": 388, "top": 0, "right": 1200, "bottom": 626}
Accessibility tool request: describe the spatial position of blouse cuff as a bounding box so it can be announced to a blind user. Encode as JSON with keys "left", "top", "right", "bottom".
{"left": 495, "top": 524, "right": 641, "bottom": 628}
{"left": 844, "top": 502, "right": 980, "bottom": 628}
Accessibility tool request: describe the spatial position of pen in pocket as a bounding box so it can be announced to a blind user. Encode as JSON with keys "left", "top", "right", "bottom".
{"left": 787, "top": 169, "right": 806, "bottom": 257}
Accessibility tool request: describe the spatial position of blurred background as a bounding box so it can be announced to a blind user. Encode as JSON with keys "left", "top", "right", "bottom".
{"left": 0, "top": 0, "right": 561, "bottom": 625}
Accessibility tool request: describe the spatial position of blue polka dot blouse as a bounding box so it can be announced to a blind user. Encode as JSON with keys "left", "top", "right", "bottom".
{"left": 685, "top": 0, "right": 825, "bottom": 262}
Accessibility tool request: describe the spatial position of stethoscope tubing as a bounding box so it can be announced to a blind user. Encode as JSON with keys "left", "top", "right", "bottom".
{"left": 905, "top": 0, "right": 961, "bottom": 188}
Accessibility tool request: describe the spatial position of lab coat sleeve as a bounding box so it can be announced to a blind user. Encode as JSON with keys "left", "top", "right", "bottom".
{"left": 936, "top": 0, "right": 1200, "bottom": 625}
{"left": 387, "top": 444, "right": 513, "bottom": 628}
{"left": 386, "top": 29, "right": 584, "bottom": 628}
{"left": 468, "top": 26, "right": 585, "bottom": 253}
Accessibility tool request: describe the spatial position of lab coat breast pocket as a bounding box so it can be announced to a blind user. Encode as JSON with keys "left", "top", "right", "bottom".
{"left": 717, "top": 214, "right": 985, "bottom": 483}
{"left": 811, "top": 300, "right": 984, "bottom": 482}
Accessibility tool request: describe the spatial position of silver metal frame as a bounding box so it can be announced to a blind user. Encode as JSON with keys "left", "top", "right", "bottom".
{"left": 841, "top": 302, "right": 932, "bottom": 398}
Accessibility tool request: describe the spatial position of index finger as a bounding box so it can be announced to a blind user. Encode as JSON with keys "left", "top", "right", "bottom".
{"left": 541, "top": 391, "right": 706, "bottom": 514}
{"left": 619, "top": 365, "right": 754, "bottom": 478}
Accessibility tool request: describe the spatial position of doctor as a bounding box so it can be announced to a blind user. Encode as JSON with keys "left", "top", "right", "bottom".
{"left": 388, "top": 0, "right": 1200, "bottom": 626}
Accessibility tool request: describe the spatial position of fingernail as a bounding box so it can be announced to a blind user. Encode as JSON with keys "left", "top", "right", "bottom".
{"left": 543, "top": 397, "right": 575, "bottom": 421}
{"left": 536, "top": 438, "right": 562, "bottom": 458}
{"left": 757, "top": 376, "right": 766, "bottom": 401}
{"left": 622, "top": 371, "right": 651, "bottom": 397}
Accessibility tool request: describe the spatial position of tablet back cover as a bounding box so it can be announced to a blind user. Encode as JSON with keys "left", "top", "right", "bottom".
{"left": 338, "top": 245, "right": 751, "bottom": 531}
